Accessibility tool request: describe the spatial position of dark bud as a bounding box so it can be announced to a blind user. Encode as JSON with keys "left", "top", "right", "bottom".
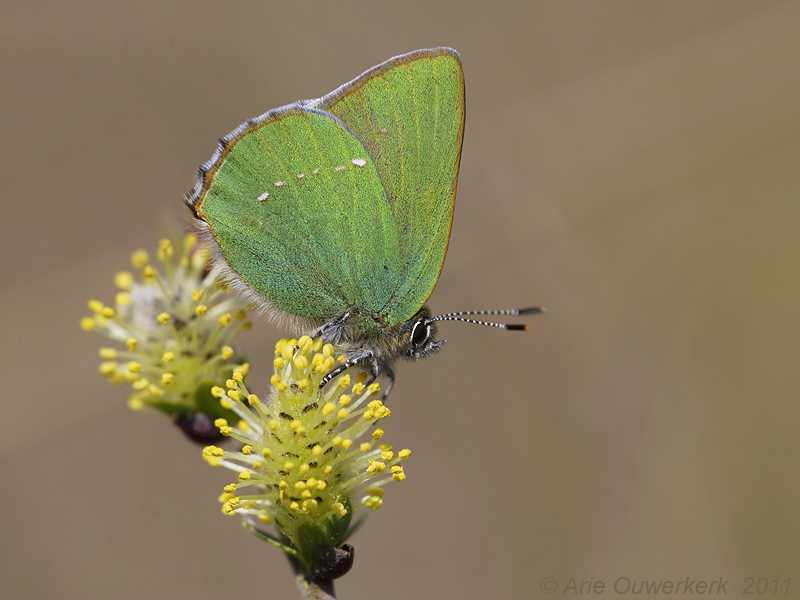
{"left": 174, "top": 411, "right": 225, "bottom": 445}
{"left": 313, "top": 544, "right": 355, "bottom": 582}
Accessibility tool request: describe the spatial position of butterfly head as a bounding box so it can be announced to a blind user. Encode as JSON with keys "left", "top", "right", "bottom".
{"left": 402, "top": 307, "right": 445, "bottom": 360}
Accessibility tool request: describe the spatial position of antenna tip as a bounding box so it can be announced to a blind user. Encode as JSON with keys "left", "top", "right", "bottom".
{"left": 518, "top": 306, "right": 545, "bottom": 315}
{"left": 506, "top": 324, "right": 529, "bottom": 331}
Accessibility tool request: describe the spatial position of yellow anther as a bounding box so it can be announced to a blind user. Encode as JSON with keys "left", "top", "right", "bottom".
{"left": 312, "top": 445, "right": 323, "bottom": 456}
{"left": 298, "top": 335, "right": 313, "bottom": 353}
{"left": 219, "top": 313, "right": 232, "bottom": 326}
{"left": 99, "top": 361, "right": 117, "bottom": 376}
{"left": 365, "top": 496, "right": 383, "bottom": 511}
{"left": 191, "top": 289, "right": 205, "bottom": 301}
{"left": 247, "top": 394, "right": 259, "bottom": 405}
{"left": 234, "top": 363, "right": 249, "bottom": 375}
{"left": 398, "top": 449, "right": 411, "bottom": 459}
{"left": 147, "top": 384, "right": 164, "bottom": 398}
{"left": 294, "top": 481, "right": 307, "bottom": 490}
{"left": 306, "top": 478, "right": 317, "bottom": 488}
{"left": 214, "top": 418, "right": 228, "bottom": 428}
{"left": 294, "top": 355, "right": 309, "bottom": 370}
{"left": 322, "top": 402, "right": 336, "bottom": 416}
{"left": 143, "top": 265, "right": 156, "bottom": 278}
{"left": 115, "top": 292, "right": 131, "bottom": 306}
{"left": 127, "top": 361, "right": 141, "bottom": 373}
{"left": 157, "top": 238, "right": 173, "bottom": 261}
{"left": 261, "top": 448, "right": 271, "bottom": 458}
{"left": 252, "top": 461, "right": 261, "bottom": 469}
{"left": 132, "top": 377, "right": 149, "bottom": 390}
{"left": 381, "top": 450, "right": 395, "bottom": 461}
{"left": 339, "top": 394, "right": 351, "bottom": 406}
{"left": 273, "top": 357, "right": 285, "bottom": 369}
{"left": 79, "top": 317, "right": 95, "bottom": 331}
{"left": 283, "top": 461, "right": 294, "bottom": 473}
{"left": 270, "top": 374, "right": 282, "bottom": 387}
{"left": 228, "top": 390, "right": 241, "bottom": 402}
{"left": 211, "top": 386, "right": 225, "bottom": 397}
{"left": 299, "top": 463, "right": 310, "bottom": 475}
{"left": 101, "top": 307, "right": 115, "bottom": 318}
{"left": 298, "top": 378, "right": 309, "bottom": 390}
{"left": 223, "top": 483, "right": 237, "bottom": 494}
{"left": 222, "top": 503, "right": 236, "bottom": 515}
{"left": 258, "top": 511, "right": 273, "bottom": 524}
{"left": 322, "top": 344, "right": 335, "bottom": 357}
{"left": 366, "top": 461, "right": 386, "bottom": 474}
{"left": 316, "top": 480, "right": 327, "bottom": 491}
{"left": 289, "top": 419, "right": 301, "bottom": 431}
{"left": 268, "top": 419, "right": 278, "bottom": 431}
{"left": 312, "top": 338, "right": 323, "bottom": 351}
{"left": 337, "top": 408, "right": 349, "bottom": 420}
{"left": 99, "top": 347, "right": 116, "bottom": 359}
{"left": 233, "top": 310, "right": 247, "bottom": 320}
{"left": 338, "top": 373, "right": 351, "bottom": 388}
{"left": 366, "top": 487, "right": 385, "bottom": 498}
{"left": 372, "top": 428, "right": 385, "bottom": 440}
{"left": 114, "top": 271, "right": 134, "bottom": 289}
{"left": 161, "top": 373, "right": 174, "bottom": 385}
{"left": 126, "top": 338, "right": 137, "bottom": 351}
{"left": 221, "top": 346, "right": 234, "bottom": 359}
{"left": 183, "top": 233, "right": 197, "bottom": 249}
{"left": 226, "top": 379, "right": 237, "bottom": 390}
{"left": 367, "top": 382, "right": 380, "bottom": 395}
{"left": 352, "top": 382, "right": 365, "bottom": 394}
{"left": 301, "top": 489, "right": 313, "bottom": 499}
{"left": 360, "top": 443, "right": 371, "bottom": 452}
{"left": 219, "top": 398, "right": 232, "bottom": 409}
{"left": 289, "top": 502, "right": 300, "bottom": 512}
{"left": 392, "top": 468, "right": 406, "bottom": 482}
{"left": 232, "top": 371, "right": 244, "bottom": 382}
{"left": 332, "top": 436, "right": 343, "bottom": 446}
{"left": 130, "top": 249, "right": 149, "bottom": 268}
{"left": 195, "top": 304, "right": 207, "bottom": 316}
{"left": 238, "top": 420, "right": 249, "bottom": 432}
{"left": 332, "top": 502, "right": 347, "bottom": 517}
{"left": 219, "top": 426, "right": 233, "bottom": 436}
{"left": 162, "top": 351, "right": 174, "bottom": 362}
{"left": 88, "top": 299, "right": 104, "bottom": 313}
{"left": 342, "top": 439, "right": 353, "bottom": 450}
{"left": 157, "top": 312, "right": 170, "bottom": 324}
{"left": 238, "top": 470, "right": 251, "bottom": 481}
{"left": 203, "top": 446, "right": 224, "bottom": 457}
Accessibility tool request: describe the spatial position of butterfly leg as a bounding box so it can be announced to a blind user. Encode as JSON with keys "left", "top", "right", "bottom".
{"left": 318, "top": 349, "right": 375, "bottom": 390}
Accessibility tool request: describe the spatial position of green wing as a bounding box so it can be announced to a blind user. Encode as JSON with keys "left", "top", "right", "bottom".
{"left": 191, "top": 107, "right": 402, "bottom": 321}
{"left": 312, "top": 48, "right": 465, "bottom": 324}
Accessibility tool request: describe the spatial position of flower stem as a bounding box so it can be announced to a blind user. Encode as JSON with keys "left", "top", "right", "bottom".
{"left": 290, "top": 556, "right": 337, "bottom": 600}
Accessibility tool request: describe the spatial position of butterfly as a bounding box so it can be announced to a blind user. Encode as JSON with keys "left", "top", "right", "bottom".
{"left": 186, "top": 47, "right": 541, "bottom": 396}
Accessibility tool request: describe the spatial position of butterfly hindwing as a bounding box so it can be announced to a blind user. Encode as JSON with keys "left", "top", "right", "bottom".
{"left": 193, "top": 107, "right": 403, "bottom": 322}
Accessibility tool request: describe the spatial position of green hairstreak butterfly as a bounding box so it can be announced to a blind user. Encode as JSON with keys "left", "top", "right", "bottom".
{"left": 186, "top": 48, "right": 542, "bottom": 396}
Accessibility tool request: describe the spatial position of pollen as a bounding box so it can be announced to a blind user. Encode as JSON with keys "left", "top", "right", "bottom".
{"left": 157, "top": 312, "right": 170, "bottom": 324}
{"left": 162, "top": 351, "right": 174, "bottom": 362}
{"left": 80, "top": 317, "right": 95, "bottom": 331}
{"left": 161, "top": 373, "right": 174, "bottom": 385}
{"left": 191, "top": 289, "right": 205, "bottom": 301}
{"left": 238, "top": 470, "right": 251, "bottom": 481}
{"left": 219, "top": 313, "right": 232, "bottom": 325}
{"left": 221, "top": 346, "right": 234, "bottom": 359}
{"left": 372, "top": 428, "right": 384, "bottom": 440}
{"left": 195, "top": 304, "right": 208, "bottom": 316}
{"left": 398, "top": 449, "right": 411, "bottom": 459}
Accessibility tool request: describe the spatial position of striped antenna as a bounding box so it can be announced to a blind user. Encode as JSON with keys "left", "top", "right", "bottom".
{"left": 430, "top": 306, "right": 545, "bottom": 331}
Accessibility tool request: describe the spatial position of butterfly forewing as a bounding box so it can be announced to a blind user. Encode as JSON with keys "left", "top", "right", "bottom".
{"left": 314, "top": 48, "right": 465, "bottom": 324}
{"left": 196, "top": 107, "right": 402, "bottom": 321}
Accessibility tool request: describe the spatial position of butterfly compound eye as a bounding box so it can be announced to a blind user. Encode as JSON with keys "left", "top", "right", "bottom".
{"left": 410, "top": 319, "right": 431, "bottom": 349}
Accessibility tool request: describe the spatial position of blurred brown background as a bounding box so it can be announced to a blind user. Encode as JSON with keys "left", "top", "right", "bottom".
{"left": 2, "top": 1, "right": 799, "bottom": 598}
